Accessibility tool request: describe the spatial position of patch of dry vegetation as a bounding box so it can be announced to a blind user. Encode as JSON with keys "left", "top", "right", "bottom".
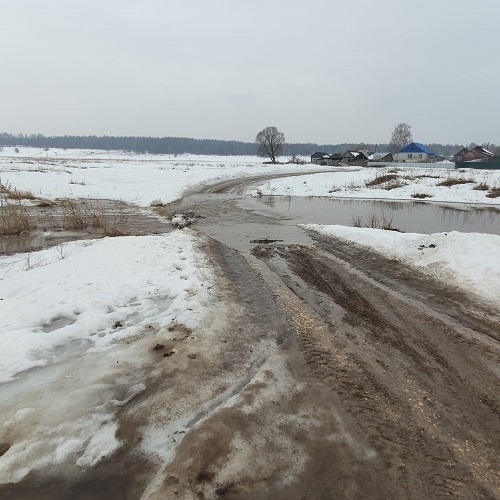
{"left": 366, "top": 174, "right": 399, "bottom": 187}
{"left": 411, "top": 192, "right": 433, "bottom": 199}
{"left": 486, "top": 187, "right": 500, "bottom": 198}
{"left": 473, "top": 183, "right": 490, "bottom": 191}
{"left": 437, "top": 178, "right": 475, "bottom": 187}
{"left": 352, "top": 213, "right": 402, "bottom": 231}
{"left": 0, "top": 202, "right": 33, "bottom": 235}
{"left": 0, "top": 183, "right": 37, "bottom": 200}
{"left": 61, "top": 200, "right": 128, "bottom": 234}
{"left": 365, "top": 172, "right": 406, "bottom": 190}
{"left": 414, "top": 174, "right": 441, "bottom": 179}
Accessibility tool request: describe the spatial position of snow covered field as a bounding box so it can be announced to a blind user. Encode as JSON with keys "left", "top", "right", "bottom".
{"left": 0, "top": 147, "right": 309, "bottom": 206}
{"left": 253, "top": 165, "right": 500, "bottom": 205}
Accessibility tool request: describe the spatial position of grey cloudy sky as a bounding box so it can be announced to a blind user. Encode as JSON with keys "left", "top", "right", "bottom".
{"left": 1, "top": 0, "right": 499, "bottom": 145}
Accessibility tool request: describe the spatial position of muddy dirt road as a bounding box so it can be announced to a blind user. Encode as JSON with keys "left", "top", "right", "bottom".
{"left": 160, "top": 176, "right": 500, "bottom": 499}
{"left": 2, "top": 174, "right": 499, "bottom": 499}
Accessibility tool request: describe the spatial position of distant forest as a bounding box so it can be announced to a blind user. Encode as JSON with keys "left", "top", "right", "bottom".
{"left": 0, "top": 132, "right": 468, "bottom": 158}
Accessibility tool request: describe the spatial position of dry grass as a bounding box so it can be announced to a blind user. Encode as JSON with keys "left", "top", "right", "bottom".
{"left": 61, "top": 200, "right": 128, "bottom": 234}
{"left": 486, "top": 187, "right": 500, "bottom": 198}
{"left": 0, "top": 183, "right": 37, "bottom": 200}
{"left": 352, "top": 213, "right": 400, "bottom": 231}
{"left": 411, "top": 192, "right": 433, "bottom": 199}
{"left": 437, "top": 178, "right": 475, "bottom": 187}
{"left": 473, "top": 183, "right": 490, "bottom": 191}
{"left": 0, "top": 201, "right": 33, "bottom": 235}
{"left": 366, "top": 174, "right": 399, "bottom": 187}
{"left": 384, "top": 180, "right": 406, "bottom": 190}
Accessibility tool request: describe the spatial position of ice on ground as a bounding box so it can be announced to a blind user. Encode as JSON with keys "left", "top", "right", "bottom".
{"left": 304, "top": 224, "right": 500, "bottom": 308}
{"left": 0, "top": 230, "right": 215, "bottom": 482}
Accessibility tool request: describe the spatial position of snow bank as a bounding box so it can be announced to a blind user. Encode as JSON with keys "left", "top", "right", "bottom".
{"left": 304, "top": 225, "right": 500, "bottom": 307}
{"left": 0, "top": 231, "right": 212, "bottom": 383}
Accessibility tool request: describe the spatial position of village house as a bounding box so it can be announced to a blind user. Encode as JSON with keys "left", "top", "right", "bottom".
{"left": 340, "top": 150, "right": 370, "bottom": 166}
{"left": 369, "top": 152, "right": 394, "bottom": 162}
{"left": 311, "top": 151, "right": 371, "bottom": 166}
{"left": 453, "top": 145, "right": 495, "bottom": 162}
{"left": 453, "top": 145, "right": 500, "bottom": 169}
{"left": 310, "top": 152, "right": 330, "bottom": 165}
{"left": 394, "top": 142, "right": 442, "bottom": 163}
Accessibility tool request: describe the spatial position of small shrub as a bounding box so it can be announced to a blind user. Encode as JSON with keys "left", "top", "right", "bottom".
{"left": 0, "top": 201, "right": 33, "bottom": 235}
{"left": 366, "top": 174, "right": 399, "bottom": 187}
{"left": 62, "top": 200, "right": 87, "bottom": 229}
{"left": 473, "top": 183, "right": 489, "bottom": 191}
{"left": 351, "top": 213, "right": 400, "bottom": 231}
{"left": 411, "top": 192, "right": 433, "bottom": 199}
{"left": 61, "top": 200, "right": 116, "bottom": 230}
{"left": 437, "top": 178, "right": 474, "bottom": 187}
{"left": 486, "top": 187, "right": 500, "bottom": 198}
{"left": 352, "top": 216, "right": 363, "bottom": 227}
{"left": 0, "top": 183, "right": 37, "bottom": 200}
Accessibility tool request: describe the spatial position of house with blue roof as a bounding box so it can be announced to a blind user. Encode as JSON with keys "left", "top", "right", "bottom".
{"left": 394, "top": 142, "right": 440, "bottom": 163}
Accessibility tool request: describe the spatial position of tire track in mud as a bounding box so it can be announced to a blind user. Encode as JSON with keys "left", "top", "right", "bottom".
{"left": 254, "top": 242, "right": 500, "bottom": 499}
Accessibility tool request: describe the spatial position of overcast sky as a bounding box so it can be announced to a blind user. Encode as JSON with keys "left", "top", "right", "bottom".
{"left": 1, "top": 0, "right": 499, "bottom": 145}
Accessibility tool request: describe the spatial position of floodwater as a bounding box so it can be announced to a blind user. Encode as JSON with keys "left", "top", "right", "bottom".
{"left": 238, "top": 196, "right": 500, "bottom": 235}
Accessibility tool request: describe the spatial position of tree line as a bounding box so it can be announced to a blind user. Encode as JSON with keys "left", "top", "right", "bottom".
{"left": 0, "top": 132, "right": 468, "bottom": 158}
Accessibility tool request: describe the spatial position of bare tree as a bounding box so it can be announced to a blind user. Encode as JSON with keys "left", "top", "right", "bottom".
{"left": 389, "top": 123, "right": 412, "bottom": 153}
{"left": 256, "top": 126, "right": 285, "bottom": 163}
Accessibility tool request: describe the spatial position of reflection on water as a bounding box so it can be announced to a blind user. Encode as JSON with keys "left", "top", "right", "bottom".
{"left": 240, "top": 197, "right": 500, "bottom": 235}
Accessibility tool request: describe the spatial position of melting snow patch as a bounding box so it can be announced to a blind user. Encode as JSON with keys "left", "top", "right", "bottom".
{"left": 0, "top": 231, "right": 215, "bottom": 482}
{"left": 304, "top": 225, "right": 500, "bottom": 307}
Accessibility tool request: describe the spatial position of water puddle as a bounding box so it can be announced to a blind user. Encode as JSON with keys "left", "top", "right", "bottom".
{"left": 0, "top": 230, "right": 102, "bottom": 255}
{"left": 238, "top": 197, "right": 500, "bottom": 235}
{"left": 200, "top": 222, "right": 315, "bottom": 251}
{"left": 0, "top": 199, "right": 172, "bottom": 255}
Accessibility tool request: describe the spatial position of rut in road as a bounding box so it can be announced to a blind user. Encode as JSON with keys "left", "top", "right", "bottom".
{"left": 252, "top": 240, "right": 500, "bottom": 499}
